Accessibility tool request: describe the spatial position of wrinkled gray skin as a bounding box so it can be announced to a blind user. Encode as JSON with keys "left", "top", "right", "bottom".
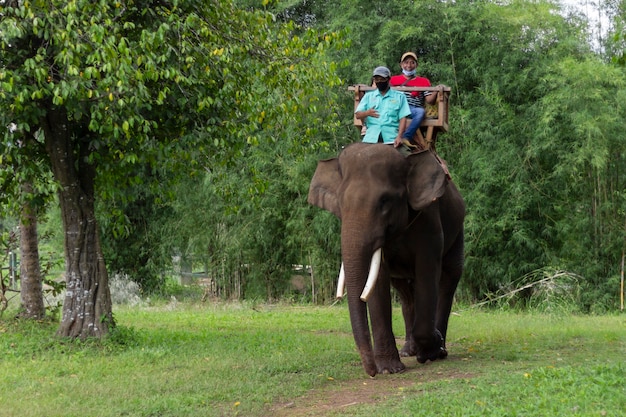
{"left": 308, "top": 143, "right": 465, "bottom": 377}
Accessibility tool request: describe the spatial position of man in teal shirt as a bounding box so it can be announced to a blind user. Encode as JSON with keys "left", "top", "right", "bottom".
{"left": 355, "top": 66, "right": 411, "bottom": 148}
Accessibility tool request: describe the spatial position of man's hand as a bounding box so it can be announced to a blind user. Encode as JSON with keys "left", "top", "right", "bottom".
{"left": 366, "top": 108, "right": 379, "bottom": 118}
{"left": 355, "top": 108, "right": 379, "bottom": 120}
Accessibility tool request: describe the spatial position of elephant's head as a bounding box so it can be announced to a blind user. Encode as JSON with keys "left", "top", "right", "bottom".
{"left": 307, "top": 143, "right": 449, "bottom": 376}
{"left": 309, "top": 142, "right": 447, "bottom": 216}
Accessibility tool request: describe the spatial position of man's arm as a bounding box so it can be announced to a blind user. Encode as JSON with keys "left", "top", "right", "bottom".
{"left": 393, "top": 117, "right": 409, "bottom": 147}
{"left": 355, "top": 92, "right": 378, "bottom": 121}
{"left": 398, "top": 117, "right": 408, "bottom": 137}
{"left": 425, "top": 84, "right": 445, "bottom": 105}
{"left": 355, "top": 108, "right": 379, "bottom": 120}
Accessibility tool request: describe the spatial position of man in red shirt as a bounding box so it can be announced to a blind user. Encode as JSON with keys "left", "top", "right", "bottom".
{"left": 390, "top": 52, "right": 440, "bottom": 146}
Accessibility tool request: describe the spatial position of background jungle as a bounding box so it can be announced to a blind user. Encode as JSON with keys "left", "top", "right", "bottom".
{"left": 2, "top": 0, "right": 625, "bottom": 313}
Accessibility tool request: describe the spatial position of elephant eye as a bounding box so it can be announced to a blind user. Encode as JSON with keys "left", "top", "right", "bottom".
{"left": 379, "top": 193, "right": 399, "bottom": 214}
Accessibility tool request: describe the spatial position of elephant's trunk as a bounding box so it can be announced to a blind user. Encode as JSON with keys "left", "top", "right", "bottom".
{"left": 341, "top": 228, "right": 382, "bottom": 376}
{"left": 345, "top": 270, "right": 377, "bottom": 377}
{"left": 336, "top": 248, "right": 382, "bottom": 301}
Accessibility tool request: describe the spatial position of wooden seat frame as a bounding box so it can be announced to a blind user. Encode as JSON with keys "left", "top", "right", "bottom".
{"left": 348, "top": 85, "right": 451, "bottom": 150}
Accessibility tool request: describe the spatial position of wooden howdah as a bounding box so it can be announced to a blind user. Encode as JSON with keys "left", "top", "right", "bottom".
{"left": 348, "top": 85, "right": 451, "bottom": 150}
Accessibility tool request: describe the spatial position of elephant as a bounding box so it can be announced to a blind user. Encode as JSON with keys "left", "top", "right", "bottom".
{"left": 308, "top": 142, "right": 465, "bottom": 377}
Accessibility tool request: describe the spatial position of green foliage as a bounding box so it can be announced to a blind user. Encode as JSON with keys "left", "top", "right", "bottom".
{"left": 1, "top": 0, "right": 348, "bottom": 311}
{"left": 0, "top": 229, "right": 18, "bottom": 315}
{"left": 5, "top": 0, "right": 624, "bottom": 311}
{"left": 89, "top": 1, "right": 351, "bottom": 297}
{"left": 105, "top": 0, "right": 626, "bottom": 310}
{"left": 137, "top": 131, "right": 346, "bottom": 300}
{"left": 524, "top": 57, "right": 626, "bottom": 311}
{"left": 260, "top": 0, "right": 626, "bottom": 309}
{"left": 609, "top": 6, "right": 626, "bottom": 66}
{"left": 99, "top": 181, "right": 173, "bottom": 293}
{"left": 0, "top": 215, "right": 65, "bottom": 317}
{"left": 0, "top": 0, "right": 345, "bottom": 199}
{"left": 40, "top": 261, "right": 66, "bottom": 317}
{"left": 469, "top": 269, "right": 584, "bottom": 314}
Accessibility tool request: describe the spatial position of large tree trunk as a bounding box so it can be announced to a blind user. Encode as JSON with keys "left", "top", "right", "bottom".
{"left": 18, "top": 181, "right": 45, "bottom": 319}
{"left": 41, "top": 107, "right": 113, "bottom": 338}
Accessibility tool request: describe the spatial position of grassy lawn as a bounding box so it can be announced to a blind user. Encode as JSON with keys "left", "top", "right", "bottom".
{"left": 0, "top": 302, "right": 624, "bottom": 416}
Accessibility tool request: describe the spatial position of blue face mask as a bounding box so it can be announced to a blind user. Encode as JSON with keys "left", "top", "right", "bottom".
{"left": 402, "top": 69, "right": 416, "bottom": 77}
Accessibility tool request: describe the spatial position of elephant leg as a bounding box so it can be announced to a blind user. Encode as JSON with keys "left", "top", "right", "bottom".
{"left": 436, "top": 236, "right": 464, "bottom": 358}
{"left": 391, "top": 278, "right": 417, "bottom": 357}
{"left": 368, "top": 269, "right": 405, "bottom": 374}
{"left": 412, "top": 255, "right": 446, "bottom": 364}
{"left": 434, "top": 269, "right": 457, "bottom": 360}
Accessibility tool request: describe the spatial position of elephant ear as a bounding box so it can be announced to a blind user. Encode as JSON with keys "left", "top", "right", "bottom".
{"left": 406, "top": 151, "right": 448, "bottom": 211}
{"left": 308, "top": 158, "right": 342, "bottom": 218}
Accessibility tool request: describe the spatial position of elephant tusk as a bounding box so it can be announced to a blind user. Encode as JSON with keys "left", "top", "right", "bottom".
{"left": 336, "top": 262, "right": 346, "bottom": 299}
{"left": 360, "top": 248, "right": 382, "bottom": 302}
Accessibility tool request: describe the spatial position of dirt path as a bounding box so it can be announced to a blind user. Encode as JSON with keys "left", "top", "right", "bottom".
{"left": 270, "top": 354, "right": 476, "bottom": 417}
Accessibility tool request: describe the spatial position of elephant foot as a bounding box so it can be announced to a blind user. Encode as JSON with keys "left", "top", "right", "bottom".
{"left": 376, "top": 356, "right": 406, "bottom": 375}
{"left": 416, "top": 346, "right": 447, "bottom": 364}
{"left": 359, "top": 351, "right": 379, "bottom": 377}
{"left": 439, "top": 347, "right": 448, "bottom": 360}
{"left": 399, "top": 339, "right": 417, "bottom": 357}
{"left": 416, "top": 330, "right": 447, "bottom": 364}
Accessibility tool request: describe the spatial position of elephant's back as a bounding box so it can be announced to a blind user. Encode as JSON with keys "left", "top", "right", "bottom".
{"left": 339, "top": 143, "right": 407, "bottom": 177}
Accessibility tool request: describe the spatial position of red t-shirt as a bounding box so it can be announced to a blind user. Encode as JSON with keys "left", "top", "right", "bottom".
{"left": 390, "top": 75, "right": 431, "bottom": 108}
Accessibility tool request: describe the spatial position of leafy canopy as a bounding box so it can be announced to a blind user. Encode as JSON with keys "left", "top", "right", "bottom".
{"left": 0, "top": 0, "right": 344, "bottom": 205}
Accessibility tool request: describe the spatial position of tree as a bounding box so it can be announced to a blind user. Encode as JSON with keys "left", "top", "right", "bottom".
{"left": 0, "top": 112, "right": 54, "bottom": 320}
{"left": 18, "top": 181, "right": 45, "bottom": 319}
{"left": 1, "top": 0, "right": 343, "bottom": 336}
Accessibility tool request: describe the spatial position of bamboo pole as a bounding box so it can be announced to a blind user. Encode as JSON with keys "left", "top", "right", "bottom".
{"left": 309, "top": 255, "right": 316, "bottom": 304}
{"left": 619, "top": 251, "right": 625, "bottom": 311}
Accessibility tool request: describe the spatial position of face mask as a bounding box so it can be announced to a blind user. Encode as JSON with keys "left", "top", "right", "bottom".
{"left": 376, "top": 80, "right": 389, "bottom": 91}
{"left": 402, "top": 69, "right": 416, "bottom": 77}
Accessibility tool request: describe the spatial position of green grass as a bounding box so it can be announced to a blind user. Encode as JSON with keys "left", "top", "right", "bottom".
{"left": 346, "top": 310, "right": 626, "bottom": 417}
{"left": 0, "top": 302, "right": 624, "bottom": 417}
